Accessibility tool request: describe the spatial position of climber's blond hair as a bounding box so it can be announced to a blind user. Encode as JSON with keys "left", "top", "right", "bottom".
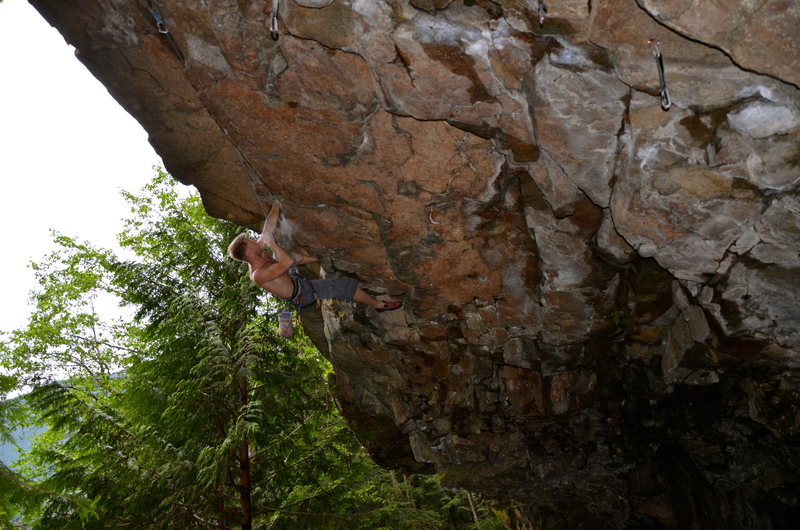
{"left": 227, "top": 233, "right": 250, "bottom": 262}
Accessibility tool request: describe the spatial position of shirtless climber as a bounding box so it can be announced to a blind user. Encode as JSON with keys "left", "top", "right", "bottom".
{"left": 227, "top": 203, "right": 403, "bottom": 313}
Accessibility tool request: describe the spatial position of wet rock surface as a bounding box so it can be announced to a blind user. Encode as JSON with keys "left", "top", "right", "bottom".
{"left": 31, "top": 0, "right": 800, "bottom": 527}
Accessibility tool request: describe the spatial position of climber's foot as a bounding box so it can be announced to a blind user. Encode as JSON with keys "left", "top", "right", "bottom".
{"left": 376, "top": 301, "right": 403, "bottom": 313}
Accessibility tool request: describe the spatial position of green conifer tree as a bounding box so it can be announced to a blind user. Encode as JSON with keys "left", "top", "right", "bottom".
{"left": 1, "top": 170, "right": 502, "bottom": 529}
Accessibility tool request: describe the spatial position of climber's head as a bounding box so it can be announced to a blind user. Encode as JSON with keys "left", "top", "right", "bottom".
{"left": 227, "top": 233, "right": 260, "bottom": 263}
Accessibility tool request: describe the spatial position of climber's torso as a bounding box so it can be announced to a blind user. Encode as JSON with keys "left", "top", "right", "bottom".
{"left": 249, "top": 262, "right": 295, "bottom": 299}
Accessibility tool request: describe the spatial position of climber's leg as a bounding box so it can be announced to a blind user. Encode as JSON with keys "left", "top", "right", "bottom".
{"left": 309, "top": 277, "right": 402, "bottom": 311}
{"left": 354, "top": 288, "right": 402, "bottom": 312}
{"left": 353, "top": 287, "right": 403, "bottom": 313}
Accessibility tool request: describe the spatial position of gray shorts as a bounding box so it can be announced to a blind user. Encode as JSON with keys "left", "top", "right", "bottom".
{"left": 292, "top": 275, "right": 358, "bottom": 308}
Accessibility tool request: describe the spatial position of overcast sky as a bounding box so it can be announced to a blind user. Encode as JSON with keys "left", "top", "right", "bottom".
{"left": 0, "top": 0, "right": 165, "bottom": 332}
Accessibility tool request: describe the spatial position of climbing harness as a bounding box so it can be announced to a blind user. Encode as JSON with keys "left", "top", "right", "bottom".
{"left": 144, "top": 0, "right": 185, "bottom": 62}
{"left": 270, "top": 0, "right": 280, "bottom": 40}
{"left": 538, "top": 1, "right": 548, "bottom": 27}
{"left": 649, "top": 39, "right": 671, "bottom": 111}
{"left": 276, "top": 265, "right": 321, "bottom": 337}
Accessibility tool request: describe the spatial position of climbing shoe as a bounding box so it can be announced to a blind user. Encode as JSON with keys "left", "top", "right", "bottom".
{"left": 376, "top": 301, "right": 403, "bottom": 313}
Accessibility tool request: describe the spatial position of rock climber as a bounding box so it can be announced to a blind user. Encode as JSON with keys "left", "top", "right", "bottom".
{"left": 227, "top": 203, "right": 403, "bottom": 313}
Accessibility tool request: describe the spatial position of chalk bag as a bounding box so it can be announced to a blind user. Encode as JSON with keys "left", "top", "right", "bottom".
{"left": 278, "top": 311, "right": 295, "bottom": 338}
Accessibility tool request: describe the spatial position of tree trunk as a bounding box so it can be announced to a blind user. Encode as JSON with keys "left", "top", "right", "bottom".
{"left": 466, "top": 491, "right": 479, "bottom": 526}
{"left": 238, "top": 377, "right": 253, "bottom": 530}
{"left": 403, "top": 473, "right": 416, "bottom": 509}
{"left": 239, "top": 440, "right": 252, "bottom": 530}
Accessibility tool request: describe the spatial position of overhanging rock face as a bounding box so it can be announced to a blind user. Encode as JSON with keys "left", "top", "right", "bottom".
{"left": 31, "top": 0, "right": 800, "bottom": 526}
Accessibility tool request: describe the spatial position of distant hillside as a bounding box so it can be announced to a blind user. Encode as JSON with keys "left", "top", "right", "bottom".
{"left": 0, "top": 395, "right": 46, "bottom": 468}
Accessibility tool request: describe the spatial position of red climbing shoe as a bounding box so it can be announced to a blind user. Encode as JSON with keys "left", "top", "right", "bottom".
{"left": 376, "top": 301, "right": 403, "bottom": 313}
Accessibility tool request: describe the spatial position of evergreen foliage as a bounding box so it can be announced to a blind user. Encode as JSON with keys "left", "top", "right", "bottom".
{"left": 0, "top": 170, "right": 502, "bottom": 529}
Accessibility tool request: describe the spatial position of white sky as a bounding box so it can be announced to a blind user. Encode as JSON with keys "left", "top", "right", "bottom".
{"left": 0, "top": 0, "right": 166, "bottom": 332}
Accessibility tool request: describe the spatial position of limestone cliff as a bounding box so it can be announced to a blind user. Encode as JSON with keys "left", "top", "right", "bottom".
{"left": 30, "top": 0, "right": 800, "bottom": 527}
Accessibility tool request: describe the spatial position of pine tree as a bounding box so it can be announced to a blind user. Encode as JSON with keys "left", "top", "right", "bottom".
{"left": 1, "top": 170, "right": 502, "bottom": 529}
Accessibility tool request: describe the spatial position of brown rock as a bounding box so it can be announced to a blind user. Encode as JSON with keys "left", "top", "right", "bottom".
{"left": 530, "top": 54, "right": 628, "bottom": 207}
{"left": 284, "top": 0, "right": 357, "bottom": 49}
{"left": 637, "top": 0, "right": 800, "bottom": 87}
{"left": 30, "top": 0, "right": 800, "bottom": 527}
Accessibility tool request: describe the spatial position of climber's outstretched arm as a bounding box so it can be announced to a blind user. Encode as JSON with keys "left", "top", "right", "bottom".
{"left": 293, "top": 253, "right": 318, "bottom": 265}
{"left": 256, "top": 202, "right": 281, "bottom": 245}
